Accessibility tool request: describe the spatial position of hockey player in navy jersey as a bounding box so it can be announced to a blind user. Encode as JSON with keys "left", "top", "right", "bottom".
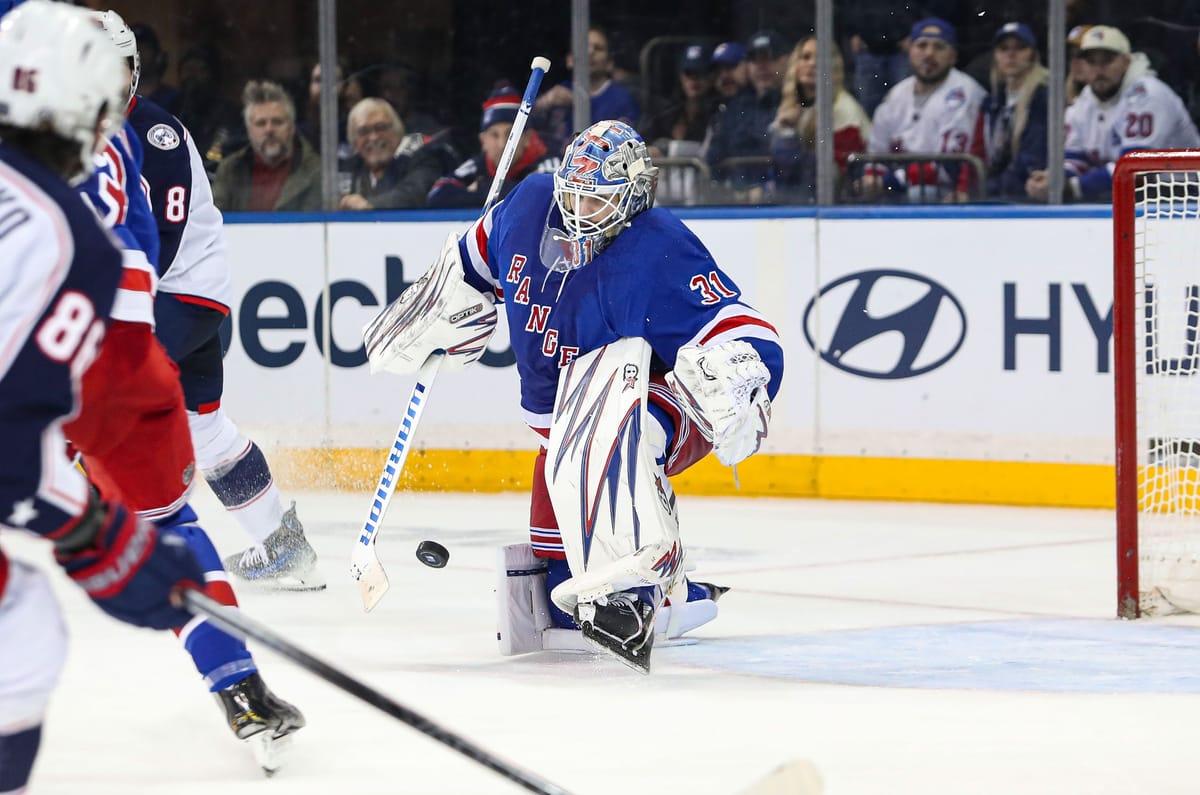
{"left": 0, "top": 5, "right": 207, "bottom": 792}
{"left": 61, "top": 8, "right": 307, "bottom": 770}
{"left": 99, "top": 12, "right": 323, "bottom": 591}
{"left": 365, "top": 120, "right": 783, "bottom": 670}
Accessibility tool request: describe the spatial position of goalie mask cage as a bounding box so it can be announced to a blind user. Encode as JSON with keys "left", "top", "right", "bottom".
{"left": 1114, "top": 149, "right": 1200, "bottom": 618}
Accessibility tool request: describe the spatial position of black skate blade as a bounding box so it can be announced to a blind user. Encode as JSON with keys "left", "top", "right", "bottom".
{"left": 581, "top": 621, "right": 656, "bottom": 674}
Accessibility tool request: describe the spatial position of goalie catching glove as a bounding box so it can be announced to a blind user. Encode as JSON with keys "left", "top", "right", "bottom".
{"left": 363, "top": 232, "right": 498, "bottom": 374}
{"left": 666, "top": 340, "right": 772, "bottom": 467}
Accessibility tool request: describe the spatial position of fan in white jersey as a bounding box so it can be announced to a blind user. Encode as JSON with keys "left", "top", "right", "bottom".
{"left": 860, "top": 17, "right": 987, "bottom": 202}
{"left": 1026, "top": 25, "right": 1200, "bottom": 202}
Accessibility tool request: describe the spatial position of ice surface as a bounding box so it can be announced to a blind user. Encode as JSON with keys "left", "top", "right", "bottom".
{"left": 8, "top": 490, "right": 1200, "bottom": 794}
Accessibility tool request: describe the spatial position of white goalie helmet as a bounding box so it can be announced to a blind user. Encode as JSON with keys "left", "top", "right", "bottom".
{"left": 552, "top": 120, "right": 658, "bottom": 269}
{"left": 0, "top": 1, "right": 126, "bottom": 183}
{"left": 92, "top": 8, "right": 140, "bottom": 107}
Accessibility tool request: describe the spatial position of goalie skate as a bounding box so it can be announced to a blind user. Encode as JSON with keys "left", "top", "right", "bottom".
{"left": 575, "top": 591, "right": 658, "bottom": 674}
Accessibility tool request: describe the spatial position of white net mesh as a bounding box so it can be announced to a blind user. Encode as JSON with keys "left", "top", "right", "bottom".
{"left": 1133, "top": 170, "right": 1200, "bottom": 614}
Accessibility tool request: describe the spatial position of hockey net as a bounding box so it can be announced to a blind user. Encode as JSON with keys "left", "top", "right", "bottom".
{"left": 1114, "top": 150, "right": 1200, "bottom": 617}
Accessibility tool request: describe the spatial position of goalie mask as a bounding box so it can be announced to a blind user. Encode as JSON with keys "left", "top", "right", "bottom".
{"left": 551, "top": 120, "right": 658, "bottom": 270}
{"left": 0, "top": 1, "right": 127, "bottom": 184}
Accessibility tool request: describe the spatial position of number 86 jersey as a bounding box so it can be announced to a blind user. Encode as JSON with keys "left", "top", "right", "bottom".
{"left": 0, "top": 142, "right": 124, "bottom": 542}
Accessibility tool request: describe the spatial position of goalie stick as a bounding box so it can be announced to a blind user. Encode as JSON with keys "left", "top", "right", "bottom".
{"left": 351, "top": 55, "right": 552, "bottom": 611}
{"left": 180, "top": 588, "right": 820, "bottom": 795}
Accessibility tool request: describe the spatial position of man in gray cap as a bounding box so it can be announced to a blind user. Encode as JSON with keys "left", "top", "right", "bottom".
{"left": 1027, "top": 25, "right": 1200, "bottom": 201}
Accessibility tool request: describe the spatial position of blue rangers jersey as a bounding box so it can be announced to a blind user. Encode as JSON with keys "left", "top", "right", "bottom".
{"left": 127, "top": 96, "right": 232, "bottom": 309}
{"left": 78, "top": 121, "right": 159, "bottom": 325}
{"left": 457, "top": 174, "right": 784, "bottom": 429}
{"left": 0, "top": 142, "right": 124, "bottom": 543}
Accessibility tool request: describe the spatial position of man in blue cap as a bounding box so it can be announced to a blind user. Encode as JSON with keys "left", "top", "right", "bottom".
{"left": 703, "top": 29, "right": 790, "bottom": 197}
{"left": 861, "top": 17, "right": 987, "bottom": 202}
{"left": 710, "top": 41, "right": 748, "bottom": 101}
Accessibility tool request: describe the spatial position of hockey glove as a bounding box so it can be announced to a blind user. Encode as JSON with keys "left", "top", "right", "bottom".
{"left": 666, "top": 340, "right": 772, "bottom": 467}
{"left": 53, "top": 492, "right": 204, "bottom": 630}
{"left": 363, "top": 232, "right": 497, "bottom": 374}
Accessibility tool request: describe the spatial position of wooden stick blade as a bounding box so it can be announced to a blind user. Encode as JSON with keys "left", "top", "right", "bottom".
{"left": 353, "top": 554, "right": 390, "bottom": 612}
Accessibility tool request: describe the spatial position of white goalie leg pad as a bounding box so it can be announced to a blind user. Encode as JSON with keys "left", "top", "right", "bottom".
{"left": 495, "top": 543, "right": 553, "bottom": 656}
{"left": 545, "top": 337, "right": 685, "bottom": 617}
{"left": 362, "top": 232, "right": 497, "bottom": 375}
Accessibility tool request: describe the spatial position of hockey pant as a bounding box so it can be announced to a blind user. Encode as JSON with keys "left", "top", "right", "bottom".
{"left": 62, "top": 320, "right": 195, "bottom": 520}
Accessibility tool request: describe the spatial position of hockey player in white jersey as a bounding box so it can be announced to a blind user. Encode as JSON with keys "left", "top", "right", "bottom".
{"left": 1026, "top": 25, "right": 1200, "bottom": 202}
{"left": 0, "top": 5, "right": 209, "bottom": 792}
{"left": 861, "top": 18, "right": 987, "bottom": 202}
{"left": 93, "top": 10, "right": 324, "bottom": 590}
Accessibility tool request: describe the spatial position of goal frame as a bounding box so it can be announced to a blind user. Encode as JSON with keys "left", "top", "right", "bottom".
{"left": 1113, "top": 149, "right": 1200, "bottom": 619}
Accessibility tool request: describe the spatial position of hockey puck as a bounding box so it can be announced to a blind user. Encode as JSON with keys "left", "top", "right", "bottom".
{"left": 415, "top": 540, "right": 449, "bottom": 568}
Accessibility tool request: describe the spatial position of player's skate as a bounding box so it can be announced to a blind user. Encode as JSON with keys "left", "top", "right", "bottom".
{"left": 216, "top": 672, "right": 306, "bottom": 775}
{"left": 574, "top": 587, "right": 660, "bottom": 674}
{"left": 222, "top": 503, "right": 326, "bottom": 591}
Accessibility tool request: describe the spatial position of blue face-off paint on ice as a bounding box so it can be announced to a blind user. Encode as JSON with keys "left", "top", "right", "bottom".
{"left": 669, "top": 618, "right": 1200, "bottom": 694}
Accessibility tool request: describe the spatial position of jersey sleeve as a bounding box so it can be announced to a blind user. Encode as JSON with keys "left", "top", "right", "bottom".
{"left": 602, "top": 217, "right": 785, "bottom": 400}
{"left": 77, "top": 130, "right": 159, "bottom": 325}
{"left": 0, "top": 190, "right": 116, "bottom": 541}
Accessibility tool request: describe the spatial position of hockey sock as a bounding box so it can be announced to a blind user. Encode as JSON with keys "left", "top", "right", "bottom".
{"left": 204, "top": 442, "right": 283, "bottom": 544}
{"left": 544, "top": 557, "right": 576, "bottom": 629}
{"left": 159, "top": 515, "right": 257, "bottom": 691}
{"left": 0, "top": 725, "right": 41, "bottom": 794}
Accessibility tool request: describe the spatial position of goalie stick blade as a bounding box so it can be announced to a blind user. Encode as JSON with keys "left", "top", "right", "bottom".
{"left": 735, "top": 759, "right": 823, "bottom": 795}
{"left": 353, "top": 558, "right": 390, "bottom": 612}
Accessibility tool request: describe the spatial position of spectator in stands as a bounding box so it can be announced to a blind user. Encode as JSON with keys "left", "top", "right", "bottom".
{"left": 427, "top": 84, "right": 559, "bottom": 209}
{"left": 212, "top": 80, "right": 321, "bottom": 212}
{"left": 1066, "top": 25, "right": 1094, "bottom": 106}
{"left": 1026, "top": 26, "right": 1200, "bottom": 203}
{"left": 338, "top": 97, "right": 457, "bottom": 210}
{"left": 985, "top": 22, "right": 1049, "bottom": 200}
{"left": 175, "top": 45, "right": 243, "bottom": 176}
{"left": 131, "top": 23, "right": 178, "bottom": 114}
{"left": 642, "top": 44, "right": 718, "bottom": 158}
{"left": 533, "top": 26, "right": 640, "bottom": 151}
{"left": 368, "top": 62, "right": 441, "bottom": 135}
{"left": 842, "top": 5, "right": 915, "bottom": 117}
{"left": 710, "top": 42, "right": 749, "bottom": 102}
{"left": 299, "top": 58, "right": 362, "bottom": 160}
{"left": 703, "top": 30, "right": 790, "bottom": 198}
{"left": 768, "top": 35, "right": 870, "bottom": 203}
{"left": 860, "top": 18, "right": 987, "bottom": 203}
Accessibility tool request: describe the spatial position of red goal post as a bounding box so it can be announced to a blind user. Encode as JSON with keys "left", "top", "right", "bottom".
{"left": 1114, "top": 149, "right": 1200, "bottom": 618}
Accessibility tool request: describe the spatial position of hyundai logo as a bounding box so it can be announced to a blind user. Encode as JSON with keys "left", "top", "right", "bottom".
{"left": 803, "top": 269, "right": 967, "bottom": 379}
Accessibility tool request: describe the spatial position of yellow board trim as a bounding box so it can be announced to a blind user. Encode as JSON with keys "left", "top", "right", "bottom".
{"left": 270, "top": 448, "right": 1116, "bottom": 509}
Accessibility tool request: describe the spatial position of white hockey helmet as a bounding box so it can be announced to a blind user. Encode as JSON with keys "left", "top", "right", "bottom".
{"left": 93, "top": 9, "right": 140, "bottom": 108}
{"left": 0, "top": 1, "right": 127, "bottom": 182}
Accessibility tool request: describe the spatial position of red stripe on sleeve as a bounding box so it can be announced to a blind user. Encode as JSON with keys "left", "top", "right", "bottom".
{"left": 474, "top": 220, "right": 489, "bottom": 266}
{"left": 173, "top": 294, "right": 231, "bottom": 315}
{"left": 699, "top": 315, "right": 778, "bottom": 346}
{"left": 119, "top": 269, "right": 154, "bottom": 293}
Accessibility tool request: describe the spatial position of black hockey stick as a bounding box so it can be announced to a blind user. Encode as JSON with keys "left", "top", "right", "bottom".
{"left": 179, "top": 588, "right": 574, "bottom": 795}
